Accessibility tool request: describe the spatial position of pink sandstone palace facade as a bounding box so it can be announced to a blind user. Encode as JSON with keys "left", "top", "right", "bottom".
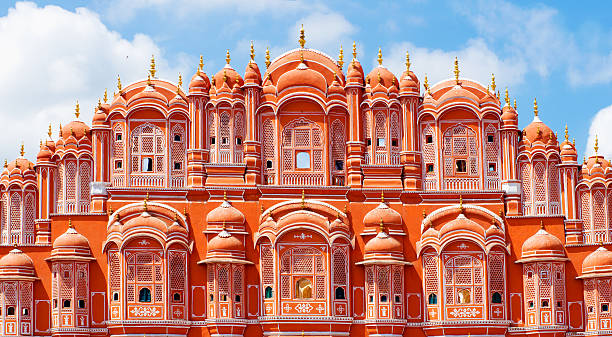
{"left": 0, "top": 30, "right": 611, "bottom": 337}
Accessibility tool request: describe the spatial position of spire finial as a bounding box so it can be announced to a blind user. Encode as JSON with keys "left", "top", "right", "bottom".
{"left": 98, "top": 98, "right": 102, "bottom": 110}
{"left": 573, "top": 138, "right": 576, "bottom": 146}
{"left": 20, "top": 143, "right": 24, "bottom": 157}
{"left": 103, "top": 88, "right": 108, "bottom": 103}
{"left": 117, "top": 74, "right": 122, "bottom": 92}
{"left": 459, "top": 195, "right": 464, "bottom": 214}
{"left": 352, "top": 41, "right": 357, "bottom": 60}
{"left": 491, "top": 73, "right": 496, "bottom": 93}
{"left": 338, "top": 45, "right": 344, "bottom": 69}
{"left": 225, "top": 49, "right": 231, "bottom": 65}
{"left": 249, "top": 41, "right": 255, "bottom": 62}
{"left": 533, "top": 98, "right": 538, "bottom": 117}
{"left": 75, "top": 100, "right": 80, "bottom": 118}
{"left": 265, "top": 46, "right": 271, "bottom": 68}
{"left": 301, "top": 189, "right": 306, "bottom": 209}
{"left": 379, "top": 217, "right": 385, "bottom": 233}
{"left": 48, "top": 123, "right": 52, "bottom": 138}
{"left": 565, "top": 125, "right": 569, "bottom": 142}
{"left": 381, "top": 191, "right": 385, "bottom": 203}
{"left": 199, "top": 55, "right": 204, "bottom": 72}
{"left": 514, "top": 98, "right": 517, "bottom": 110}
{"left": 405, "top": 50, "right": 411, "bottom": 72}
{"left": 147, "top": 73, "right": 152, "bottom": 86}
{"left": 540, "top": 220, "right": 544, "bottom": 229}
{"left": 143, "top": 192, "right": 149, "bottom": 211}
{"left": 223, "top": 191, "right": 228, "bottom": 201}
{"left": 299, "top": 24, "right": 305, "bottom": 48}
{"left": 377, "top": 47, "right": 383, "bottom": 66}
{"left": 68, "top": 218, "right": 73, "bottom": 229}
{"left": 424, "top": 74, "right": 431, "bottom": 95}
{"left": 595, "top": 134, "right": 599, "bottom": 154}
{"left": 149, "top": 54, "right": 156, "bottom": 78}
{"left": 3, "top": 159, "right": 6, "bottom": 168}
{"left": 453, "top": 57, "right": 460, "bottom": 84}
{"left": 504, "top": 88, "right": 509, "bottom": 105}
{"left": 59, "top": 123, "right": 63, "bottom": 137}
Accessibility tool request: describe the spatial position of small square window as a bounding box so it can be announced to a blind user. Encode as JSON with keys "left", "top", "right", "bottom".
{"left": 488, "top": 163, "right": 496, "bottom": 172}
{"left": 425, "top": 135, "right": 433, "bottom": 144}
{"left": 380, "top": 295, "right": 388, "bottom": 303}
{"left": 64, "top": 271, "right": 70, "bottom": 278}
{"left": 113, "top": 292, "right": 119, "bottom": 301}
{"left": 369, "top": 295, "right": 374, "bottom": 303}
{"left": 603, "top": 303, "right": 610, "bottom": 312}
{"left": 589, "top": 306, "right": 594, "bottom": 313}
{"left": 115, "top": 160, "right": 122, "bottom": 169}
{"left": 236, "top": 137, "right": 242, "bottom": 145}
{"left": 377, "top": 138, "right": 386, "bottom": 147}
{"left": 222, "top": 137, "right": 228, "bottom": 145}
{"left": 456, "top": 159, "right": 467, "bottom": 173}
{"left": 174, "top": 134, "right": 181, "bottom": 142}
{"left": 394, "top": 295, "right": 401, "bottom": 303}
{"left": 235, "top": 295, "right": 241, "bottom": 303}
{"left": 220, "top": 294, "right": 228, "bottom": 301}
{"left": 528, "top": 301, "right": 534, "bottom": 308}
{"left": 209, "top": 294, "right": 214, "bottom": 302}
{"left": 391, "top": 139, "right": 398, "bottom": 147}
{"left": 78, "top": 300, "right": 86, "bottom": 309}
{"left": 541, "top": 299, "right": 550, "bottom": 308}
{"left": 173, "top": 293, "right": 181, "bottom": 302}
{"left": 557, "top": 301, "right": 563, "bottom": 308}
{"left": 266, "top": 160, "right": 273, "bottom": 169}
{"left": 53, "top": 299, "right": 58, "bottom": 308}
{"left": 366, "top": 138, "right": 372, "bottom": 146}
{"left": 210, "top": 137, "right": 216, "bottom": 145}
{"left": 116, "top": 134, "right": 122, "bottom": 141}
{"left": 527, "top": 271, "right": 533, "bottom": 278}
{"left": 487, "top": 134, "right": 494, "bottom": 142}
{"left": 335, "top": 160, "right": 344, "bottom": 170}
{"left": 22, "top": 308, "right": 29, "bottom": 316}
{"left": 426, "top": 164, "right": 434, "bottom": 173}
{"left": 63, "top": 300, "right": 71, "bottom": 308}
{"left": 174, "top": 162, "right": 182, "bottom": 170}
{"left": 142, "top": 157, "right": 153, "bottom": 172}
{"left": 556, "top": 272, "right": 562, "bottom": 280}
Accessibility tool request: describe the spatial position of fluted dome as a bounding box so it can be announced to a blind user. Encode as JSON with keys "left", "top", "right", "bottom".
{"left": 189, "top": 71, "right": 211, "bottom": 93}
{"left": 206, "top": 199, "right": 245, "bottom": 229}
{"left": 519, "top": 227, "right": 566, "bottom": 262}
{"left": 49, "top": 224, "right": 93, "bottom": 261}
{"left": 363, "top": 202, "right": 402, "bottom": 228}
{"left": 61, "top": 120, "right": 90, "bottom": 140}
{"left": 364, "top": 230, "right": 402, "bottom": 254}
{"left": 244, "top": 61, "right": 262, "bottom": 85}
{"left": 5, "top": 157, "right": 34, "bottom": 173}
{"left": 128, "top": 84, "right": 169, "bottom": 105}
{"left": 207, "top": 229, "right": 244, "bottom": 253}
{"left": 276, "top": 65, "right": 327, "bottom": 94}
{"left": 522, "top": 116, "right": 557, "bottom": 145}
{"left": 213, "top": 65, "right": 243, "bottom": 90}
{"left": 366, "top": 65, "right": 397, "bottom": 89}
{"left": 581, "top": 247, "right": 612, "bottom": 278}
{"left": 347, "top": 60, "right": 364, "bottom": 85}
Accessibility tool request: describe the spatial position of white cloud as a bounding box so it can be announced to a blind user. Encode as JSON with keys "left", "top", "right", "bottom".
{"left": 585, "top": 104, "right": 612, "bottom": 159}
{"left": 0, "top": 2, "right": 189, "bottom": 162}
{"left": 384, "top": 39, "right": 527, "bottom": 89}
{"left": 288, "top": 12, "right": 357, "bottom": 54}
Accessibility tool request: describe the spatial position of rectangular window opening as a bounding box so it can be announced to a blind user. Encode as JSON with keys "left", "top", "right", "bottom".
{"left": 456, "top": 159, "right": 467, "bottom": 173}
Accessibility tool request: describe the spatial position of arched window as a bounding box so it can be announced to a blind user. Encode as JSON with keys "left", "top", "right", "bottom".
{"left": 139, "top": 288, "right": 151, "bottom": 302}
{"left": 442, "top": 124, "right": 479, "bottom": 190}
{"left": 457, "top": 289, "right": 471, "bottom": 304}
{"left": 264, "top": 286, "right": 273, "bottom": 299}
{"left": 330, "top": 119, "right": 346, "bottom": 186}
{"left": 280, "top": 118, "right": 324, "bottom": 185}
{"left": 7, "top": 306, "right": 15, "bottom": 316}
{"left": 129, "top": 123, "right": 165, "bottom": 185}
{"left": 492, "top": 292, "right": 502, "bottom": 303}
{"left": 335, "top": 287, "right": 345, "bottom": 300}
{"left": 422, "top": 124, "right": 437, "bottom": 190}
{"left": 428, "top": 293, "right": 437, "bottom": 304}
{"left": 295, "top": 278, "right": 313, "bottom": 299}
{"left": 443, "top": 254, "right": 484, "bottom": 306}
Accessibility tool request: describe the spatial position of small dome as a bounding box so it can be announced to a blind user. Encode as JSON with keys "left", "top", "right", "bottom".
{"left": 92, "top": 110, "right": 107, "bottom": 125}
{"left": 189, "top": 71, "right": 211, "bottom": 93}
{"left": 244, "top": 61, "right": 262, "bottom": 85}
{"left": 519, "top": 227, "right": 566, "bottom": 262}
{"left": 366, "top": 66, "right": 397, "bottom": 89}
{"left": 111, "top": 93, "right": 127, "bottom": 108}
{"left": 206, "top": 199, "right": 246, "bottom": 228}
{"left": 61, "top": 120, "right": 90, "bottom": 140}
{"left": 53, "top": 225, "right": 90, "bottom": 250}
{"left": 276, "top": 65, "right": 327, "bottom": 94}
{"left": 582, "top": 246, "right": 612, "bottom": 277}
{"left": 439, "top": 214, "right": 484, "bottom": 238}
{"left": 128, "top": 84, "right": 169, "bottom": 106}
{"left": 582, "top": 156, "right": 610, "bottom": 177}
{"left": 486, "top": 224, "right": 504, "bottom": 238}
{"left": 37, "top": 144, "right": 53, "bottom": 161}
{"left": 5, "top": 157, "right": 35, "bottom": 173}
{"left": 501, "top": 104, "right": 518, "bottom": 126}
{"left": 560, "top": 140, "right": 577, "bottom": 162}
{"left": 346, "top": 60, "right": 364, "bottom": 85}
{"left": 328, "top": 76, "right": 345, "bottom": 96}
{"left": 262, "top": 78, "right": 276, "bottom": 95}
{"left": 213, "top": 65, "right": 243, "bottom": 91}
{"left": 437, "top": 84, "right": 480, "bottom": 104}
{"left": 399, "top": 70, "right": 419, "bottom": 94}
{"left": 363, "top": 202, "right": 402, "bottom": 228}
{"left": 169, "top": 93, "right": 187, "bottom": 108}
{"left": 522, "top": 116, "right": 557, "bottom": 145}
{"left": 364, "top": 230, "right": 402, "bottom": 255}
{"left": 0, "top": 248, "right": 35, "bottom": 279}
{"left": 207, "top": 229, "right": 244, "bottom": 253}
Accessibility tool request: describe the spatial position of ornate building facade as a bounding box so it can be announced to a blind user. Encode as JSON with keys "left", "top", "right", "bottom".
{"left": 0, "top": 30, "right": 611, "bottom": 337}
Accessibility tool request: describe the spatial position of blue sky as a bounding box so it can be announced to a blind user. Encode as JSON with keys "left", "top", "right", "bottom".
{"left": 0, "top": 0, "right": 611, "bottom": 162}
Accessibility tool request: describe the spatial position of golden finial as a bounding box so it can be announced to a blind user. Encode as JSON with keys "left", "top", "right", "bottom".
{"left": 265, "top": 46, "right": 271, "bottom": 68}
{"left": 352, "top": 41, "right": 357, "bottom": 60}
{"left": 3, "top": 159, "right": 6, "bottom": 168}
{"left": 422, "top": 210, "right": 427, "bottom": 219}
{"left": 504, "top": 88, "right": 509, "bottom": 105}
{"left": 301, "top": 189, "right": 306, "bottom": 209}
{"left": 223, "top": 191, "right": 228, "bottom": 201}
{"left": 405, "top": 50, "right": 411, "bottom": 72}
{"left": 499, "top": 209, "right": 504, "bottom": 218}
{"left": 68, "top": 218, "right": 73, "bottom": 229}
{"left": 459, "top": 195, "right": 464, "bottom": 213}
{"left": 75, "top": 100, "right": 80, "bottom": 118}
{"left": 48, "top": 123, "right": 52, "bottom": 138}
{"left": 199, "top": 55, "right": 204, "bottom": 72}
{"left": 595, "top": 135, "right": 599, "bottom": 154}
{"left": 178, "top": 73, "right": 183, "bottom": 87}
{"left": 223, "top": 70, "right": 227, "bottom": 83}
{"left": 147, "top": 73, "right": 152, "bottom": 86}
{"left": 250, "top": 41, "right": 255, "bottom": 62}
{"left": 39, "top": 139, "right": 42, "bottom": 148}
{"left": 491, "top": 73, "right": 496, "bottom": 93}
{"left": 149, "top": 54, "right": 156, "bottom": 78}
{"left": 564, "top": 125, "right": 568, "bottom": 142}
{"left": 70, "top": 127, "right": 75, "bottom": 137}
{"left": 300, "top": 51, "right": 304, "bottom": 63}
{"left": 513, "top": 98, "right": 517, "bottom": 110}
{"left": 379, "top": 217, "right": 385, "bottom": 233}
{"left": 20, "top": 143, "right": 24, "bottom": 157}
{"left": 533, "top": 98, "right": 538, "bottom": 116}
{"left": 377, "top": 70, "right": 382, "bottom": 83}
{"left": 453, "top": 57, "right": 460, "bottom": 84}
{"left": 380, "top": 191, "right": 385, "bottom": 203}
{"left": 338, "top": 45, "right": 344, "bottom": 69}
{"left": 377, "top": 47, "right": 383, "bottom": 66}
{"left": 424, "top": 74, "right": 431, "bottom": 95}
{"left": 103, "top": 88, "right": 108, "bottom": 103}
{"left": 225, "top": 49, "right": 231, "bottom": 65}
{"left": 143, "top": 192, "right": 149, "bottom": 211}
{"left": 573, "top": 138, "right": 576, "bottom": 146}
{"left": 97, "top": 98, "right": 102, "bottom": 110}
{"left": 540, "top": 220, "right": 544, "bottom": 229}
{"left": 299, "top": 24, "right": 305, "bottom": 48}
{"left": 59, "top": 123, "right": 63, "bottom": 137}
{"left": 117, "top": 75, "right": 122, "bottom": 92}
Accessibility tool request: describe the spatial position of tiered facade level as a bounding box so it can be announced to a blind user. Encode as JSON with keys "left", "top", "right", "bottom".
{"left": 1, "top": 33, "right": 612, "bottom": 337}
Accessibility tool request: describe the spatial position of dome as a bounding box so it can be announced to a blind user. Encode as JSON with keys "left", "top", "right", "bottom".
{"left": 169, "top": 93, "right": 187, "bottom": 108}
{"left": 267, "top": 48, "right": 343, "bottom": 83}
{"left": 519, "top": 227, "right": 566, "bottom": 262}
{"left": 206, "top": 199, "right": 246, "bottom": 229}
{"left": 92, "top": 110, "right": 107, "bottom": 125}
{"left": 37, "top": 144, "right": 53, "bottom": 162}
{"left": 582, "top": 246, "right": 612, "bottom": 277}
{"left": 207, "top": 229, "right": 244, "bottom": 253}
{"left": 5, "top": 157, "right": 34, "bottom": 173}
{"left": 189, "top": 71, "right": 211, "bottom": 93}
{"left": 347, "top": 60, "right": 364, "bottom": 85}
{"left": 276, "top": 65, "right": 327, "bottom": 94}
{"left": 366, "top": 66, "right": 397, "bottom": 90}
{"left": 61, "top": 120, "right": 90, "bottom": 140}
{"left": 127, "top": 84, "right": 169, "bottom": 106}
{"left": 328, "top": 76, "right": 345, "bottom": 96}
{"left": 485, "top": 224, "right": 504, "bottom": 238}
{"left": 522, "top": 116, "right": 557, "bottom": 145}
{"left": 53, "top": 225, "right": 90, "bottom": 250}
{"left": 501, "top": 104, "right": 518, "bottom": 126}
{"left": 244, "top": 61, "right": 262, "bottom": 85}
{"left": 437, "top": 84, "right": 480, "bottom": 104}
{"left": 438, "top": 214, "right": 484, "bottom": 238}
{"left": 0, "top": 248, "right": 34, "bottom": 269}
{"left": 213, "top": 65, "right": 243, "bottom": 91}
{"left": 262, "top": 78, "right": 276, "bottom": 95}
{"left": 399, "top": 69, "right": 419, "bottom": 94}
{"left": 363, "top": 202, "right": 402, "bottom": 228}
{"left": 560, "top": 140, "right": 577, "bottom": 162}
{"left": 364, "top": 230, "right": 402, "bottom": 255}
{"left": 583, "top": 156, "right": 610, "bottom": 177}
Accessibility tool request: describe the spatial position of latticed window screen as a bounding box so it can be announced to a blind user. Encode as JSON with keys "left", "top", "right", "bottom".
{"left": 279, "top": 246, "right": 326, "bottom": 300}
{"left": 488, "top": 253, "right": 505, "bottom": 307}
{"left": 20, "top": 281, "right": 32, "bottom": 318}
{"left": 524, "top": 265, "right": 536, "bottom": 310}
{"left": 23, "top": 193, "right": 35, "bottom": 244}
{"left": 484, "top": 124, "right": 500, "bottom": 189}
{"left": 593, "top": 191, "right": 606, "bottom": 233}
{"left": 582, "top": 191, "right": 592, "bottom": 234}
{"left": 442, "top": 124, "right": 479, "bottom": 178}
{"left": 234, "top": 111, "right": 245, "bottom": 162}
{"left": 280, "top": 118, "right": 324, "bottom": 185}
{"left": 57, "top": 164, "right": 64, "bottom": 209}
{"left": 422, "top": 124, "right": 437, "bottom": 190}
{"left": 521, "top": 162, "right": 532, "bottom": 214}
{"left": 332, "top": 246, "right": 348, "bottom": 302}
{"left": 66, "top": 161, "right": 77, "bottom": 201}
{"left": 261, "top": 244, "right": 274, "bottom": 296}
{"left": 374, "top": 111, "right": 387, "bottom": 164}
{"left": 424, "top": 254, "right": 439, "bottom": 303}
{"left": 553, "top": 264, "right": 565, "bottom": 310}
{"left": 390, "top": 111, "right": 401, "bottom": 164}
{"left": 79, "top": 161, "right": 91, "bottom": 208}
{"left": 170, "top": 123, "right": 187, "bottom": 187}
{"left": 125, "top": 251, "right": 164, "bottom": 304}
{"left": 443, "top": 254, "right": 484, "bottom": 305}
{"left": 112, "top": 123, "right": 125, "bottom": 172}
{"left": 0, "top": 195, "right": 6, "bottom": 244}
{"left": 262, "top": 119, "right": 276, "bottom": 183}
{"left": 169, "top": 251, "right": 186, "bottom": 302}
{"left": 548, "top": 162, "right": 561, "bottom": 208}
{"left": 330, "top": 119, "right": 346, "bottom": 186}
{"left": 363, "top": 111, "right": 372, "bottom": 164}
{"left": 130, "top": 123, "right": 165, "bottom": 174}
{"left": 9, "top": 192, "right": 21, "bottom": 244}
{"left": 76, "top": 263, "right": 88, "bottom": 310}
